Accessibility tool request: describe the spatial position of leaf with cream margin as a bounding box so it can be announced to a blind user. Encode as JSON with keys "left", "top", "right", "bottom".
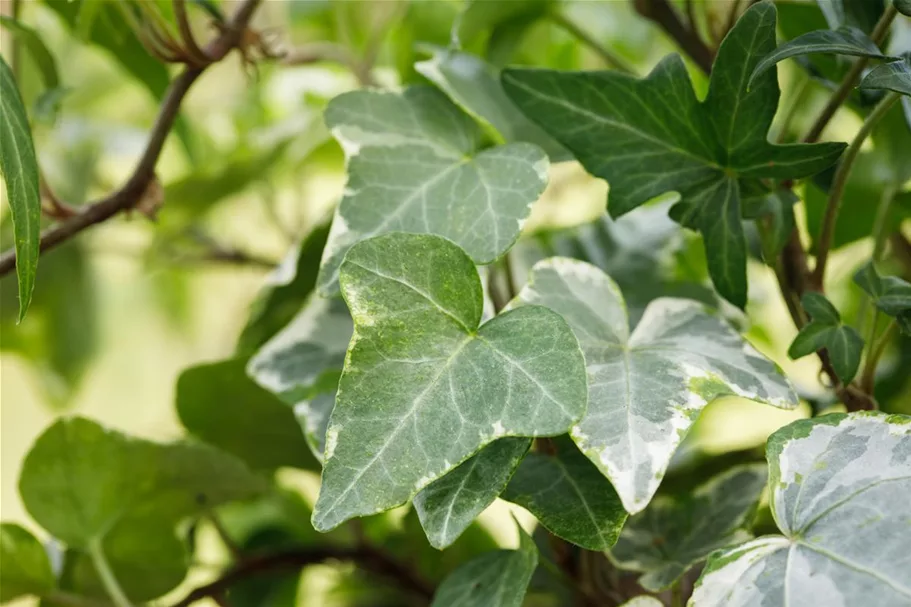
{"left": 691, "top": 412, "right": 911, "bottom": 607}
{"left": 316, "top": 86, "right": 549, "bottom": 295}
{"left": 312, "top": 234, "right": 587, "bottom": 531}
{"left": 513, "top": 258, "right": 797, "bottom": 513}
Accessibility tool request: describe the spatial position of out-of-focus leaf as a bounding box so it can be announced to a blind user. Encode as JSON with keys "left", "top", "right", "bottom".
{"left": 0, "top": 523, "right": 55, "bottom": 602}
{"left": 788, "top": 293, "right": 864, "bottom": 383}
{"left": 854, "top": 263, "right": 911, "bottom": 334}
{"left": 817, "top": 0, "right": 887, "bottom": 33}
{"left": 896, "top": 0, "right": 911, "bottom": 17}
{"left": 755, "top": 190, "right": 798, "bottom": 263}
{"left": 176, "top": 359, "right": 319, "bottom": 471}
{"left": 775, "top": 1, "right": 846, "bottom": 86}
{"left": 0, "top": 16, "right": 60, "bottom": 88}
{"left": 860, "top": 56, "right": 911, "bottom": 96}
{"left": 455, "top": 0, "right": 553, "bottom": 48}
{"left": 0, "top": 56, "right": 40, "bottom": 322}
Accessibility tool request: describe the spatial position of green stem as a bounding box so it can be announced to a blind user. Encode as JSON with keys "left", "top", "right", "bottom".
{"left": 861, "top": 319, "right": 897, "bottom": 395}
{"left": 88, "top": 538, "right": 132, "bottom": 607}
{"left": 549, "top": 11, "right": 636, "bottom": 74}
{"left": 870, "top": 184, "right": 897, "bottom": 262}
{"left": 803, "top": 4, "right": 898, "bottom": 143}
{"left": 811, "top": 92, "right": 900, "bottom": 287}
{"left": 670, "top": 580, "right": 684, "bottom": 607}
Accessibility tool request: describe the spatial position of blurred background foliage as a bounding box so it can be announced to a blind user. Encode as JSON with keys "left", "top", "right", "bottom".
{"left": 1, "top": 0, "right": 909, "bottom": 605}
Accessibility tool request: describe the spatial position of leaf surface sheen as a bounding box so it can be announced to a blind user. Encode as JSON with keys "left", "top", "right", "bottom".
{"left": 312, "top": 234, "right": 588, "bottom": 531}
{"left": 514, "top": 258, "right": 797, "bottom": 513}
{"left": 788, "top": 292, "right": 864, "bottom": 383}
{"left": 0, "top": 523, "right": 55, "bottom": 602}
{"left": 502, "top": 1, "right": 846, "bottom": 307}
{"left": 860, "top": 56, "right": 911, "bottom": 97}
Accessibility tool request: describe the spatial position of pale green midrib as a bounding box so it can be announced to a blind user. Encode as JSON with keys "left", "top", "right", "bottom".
{"left": 0, "top": 80, "right": 38, "bottom": 259}
{"left": 436, "top": 453, "right": 483, "bottom": 545}
{"left": 792, "top": 541, "right": 911, "bottom": 596}
{"left": 719, "top": 13, "right": 765, "bottom": 157}
{"left": 794, "top": 475, "right": 911, "bottom": 536}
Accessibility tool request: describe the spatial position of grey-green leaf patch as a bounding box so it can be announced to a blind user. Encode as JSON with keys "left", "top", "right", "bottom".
{"left": 316, "top": 86, "right": 549, "bottom": 295}
{"left": 430, "top": 520, "right": 538, "bottom": 607}
{"left": 609, "top": 464, "right": 767, "bottom": 591}
{"left": 502, "top": 2, "right": 846, "bottom": 307}
{"left": 620, "top": 598, "right": 664, "bottom": 607}
{"left": 860, "top": 57, "right": 911, "bottom": 96}
{"left": 0, "top": 523, "right": 55, "bottom": 602}
{"left": 513, "top": 258, "right": 796, "bottom": 514}
{"left": 414, "top": 437, "right": 531, "bottom": 550}
{"left": 854, "top": 262, "right": 911, "bottom": 334}
{"left": 692, "top": 412, "right": 911, "bottom": 607}
{"left": 749, "top": 27, "right": 892, "bottom": 88}
{"left": 502, "top": 436, "right": 627, "bottom": 551}
{"left": 312, "top": 234, "right": 587, "bottom": 532}
{"left": 788, "top": 292, "right": 864, "bottom": 382}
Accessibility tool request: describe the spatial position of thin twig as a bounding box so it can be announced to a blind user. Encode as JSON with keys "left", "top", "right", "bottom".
{"left": 0, "top": 0, "right": 264, "bottom": 278}
{"left": 549, "top": 11, "right": 636, "bottom": 74}
{"left": 632, "top": 0, "right": 714, "bottom": 74}
{"left": 173, "top": 0, "right": 211, "bottom": 66}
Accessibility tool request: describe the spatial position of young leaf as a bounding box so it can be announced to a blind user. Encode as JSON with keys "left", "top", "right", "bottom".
{"left": 430, "top": 521, "right": 538, "bottom": 607}
{"left": 860, "top": 56, "right": 911, "bottom": 96}
{"left": 502, "top": 437, "right": 627, "bottom": 551}
{"left": 691, "top": 412, "right": 911, "bottom": 606}
{"left": 609, "top": 464, "right": 767, "bottom": 591}
{"left": 854, "top": 263, "right": 911, "bottom": 334}
{"left": 0, "top": 523, "right": 55, "bottom": 602}
{"left": 176, "top": 359, "right": 319, "bottom": 472}
{"left": 749, "top": 27, "right": 892, "bottom": 88}
{"left": 502, "top": 1, "right": 846, "bottom": 307}
{"left": 0, "top": 16, "right": 60, "bottom": 88}
{"left": 788, "top": 292, "right": 864, "bottom": 382}
{"left": 0, "top": 56, "right": 40, "bottom": 322}
{"left": 414, "top": 437, "right": 531, "bottom": 550}
{"left": 514, "top": 258, "right": 796, "bottom": 514}
{"left": 415, "top": 47, "right": 570, "bottom": 160}
{"left": 312, "top": 233, "right": 587, "bottom": 531}
{"left": 316, "top": 87, "right": 549, "bottom": 295}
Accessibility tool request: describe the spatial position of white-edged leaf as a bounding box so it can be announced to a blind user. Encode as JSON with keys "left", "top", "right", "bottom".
{"left": 609, "top": 464, "right": 767, "bottom": 591}
{"left": 316, "top": 86, "right": 549, "bottom": 295}
{"left": 414, "top": 437, "right": 531, "bottom": 549}
{"left": 514, "top": 258, "right": 797, "bottom": 513}
{"left": 691, "top": 412, "right": 911, "bottom": 606}
{"left": 312, "top": 234, "right": 587, "bottom": 531}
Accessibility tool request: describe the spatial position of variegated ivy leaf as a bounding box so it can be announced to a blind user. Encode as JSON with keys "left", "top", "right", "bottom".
{"left": 502, "top": 1, "right": 846, "bottom": 308}
{"left": 430, "top": 520, "right": 538, "bottom": 607}
{"left": 514, "top": 258, "right": 797, "bottom": 514}
{"left": 312, "top": 234, "right": 587, "bottom": 532}
{"left": 692, "top": 412, "right": 911, "bottom": 607}
{"left": 316, "top": 86, "right": 549, "bottom": 295}
{"left": 414, "top": 437, "right": 531, "bottom": 550}
{"left": 502, "top": 436, "right": 627, "bottom": 551}
{"left": 609, "top": 464, "right": 767, "bottom": 591}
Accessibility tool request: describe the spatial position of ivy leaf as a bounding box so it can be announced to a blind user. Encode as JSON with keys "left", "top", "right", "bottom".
{"left": 749, "top": 27, "right": 892, "bottom": 88}
{"left": 414, "top": 437, "right": 531, "bottom": 550}
{"left": 691, "top": 412, "right": 911, "bottom": 606}
{"left": 854, "top": 263, "right": 911, "bottom": 334}
{"left": 502, "top": 437, "right": 627, "bottom": 551}
{"left": 294, "top": 391, "right": 338, "bottom": 465}
{"left": 817, "top": 0, "right": 887, "bottom": 33}
{"left": 896, "top": 0, "right": 911, "bottom": 17}
{"left": 514, "top": 258, "right": 796, "bottom": 514}
{"left": 752, "top": 190, "right": 798, "bottom": 262}
{"left": 316, "top": 87, "right": 549, "bottom": 295}
{"left": 502, "top": 1, "right": 846, "bottom": 307}
{"left": 0, "top": 16, "right": 60, "bottom": 89}
{"left": 788, "top": 292, "right": 864, "bottom": 382}
{"left": 609, "top": 464, "right": 767, "bottom": 591}
{"left": 415, "top": 47, "right": 570, "bottom": 160}
{"left": 176, "top": 359, "right": 319, "bottom": 472}
{"left": 619, "top": 599, "right": 663, "bottom": 607}
{"left": 0, "top": 523, "right": 55, "bottom": 602}
{"left": 312, "top": 233, "right": 587, "bottom": 531}
{"left": 860, "top": 56, "right": 911, "bottom": 96}
{"left": 0, "top": 56, "right": 40, "bottom": 322}
{"left": 430, "top": 521, "right": 538, "bottom": 607}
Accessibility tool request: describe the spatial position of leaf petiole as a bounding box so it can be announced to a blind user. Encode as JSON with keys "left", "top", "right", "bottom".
{"left": 88, "top": 537, "right": 133, "bottom": 607}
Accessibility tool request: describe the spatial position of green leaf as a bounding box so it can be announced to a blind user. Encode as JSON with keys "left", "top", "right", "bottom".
{"left": 294, "top": 390, "right": 338, "bottom": 464}
{"left": 514, "top": 258, "right": 796, "bottom": 513}
{"left": 414, "top": 437, "right": 530, "bottom": 549}
{"left": 502, "top": 437, "right": 627, "bottom": 551}
{"left": 692, "top": 412, "right": 911, "bottom": 606}
{"left": 749, "top": 27, "right": 892, "bottom": 89}
{"left": 817, "top": 0, "right": 887, "bottom": 33}
{"left": 316, "top": 87, "right": 549, "bottom": 295}
{"left": 896, "top": 0, "right": 911, "bottom": 17}
{"left": 755, "top": 190, "right": 798, "bottom": 262}
{"left": 455, "top": 0, "right": 553, "bottom": 48}
{"left": 502, "top": 1, "right": 846, "bottom": 307}
{"left": 430, "top": 521, "right": 538, "bottom": 607}
{"left": 788, "top": 292, "right": 864, "bottom": 382}
{"left": 609, "top": 464, "right": 767, "bottom": 591}
{"left": 0, "top": 55, "right": 40, "bottom": 322}
{"left": 854, "top": 263, "right": 911, "bottom": 334}
{"left": 176, "top": 359, "right": 319, "bottom": 472}
{"left": 312, "top": 233, "right": 587, "bottom": 531}
{"left": 860, "top": 57, "right": 911, "bottom": 96}
{"left": 19, "top": 416, "right": 267, "bottom": 549}
{"left": 0, "top": 523, "right": 55, "bottom": 602}
{"left": 0, "top": 16, "right": 60, "bottom": 88}
{"left": 415, "top": 48, "right": 569, "bottom": 160}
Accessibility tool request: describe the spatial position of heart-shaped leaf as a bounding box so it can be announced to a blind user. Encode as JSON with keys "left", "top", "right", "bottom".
{"left": 0, "top": 523, "right": 54, "bottom": 602}
{"left": 691, "top": 412, "right": 911, "bottom": 606}
{"left": 316, "top": 86, "right": 549, "bottom": 295}
{"left": 609, "top": 464, "right": 767, "bottom": 591}
{"left": 854, "top": 263, "right": 911, "bottom": 334}
{"left": 514, "top": 258, "right": 797, "bottom": 513}
{"left": 502, "top": 437, "right": 627, "bottom": 551}
{"left": 312, "top": 233, "right": 587, "bottom": 531}
{"left": 502, "top": 2, "right": 845, "bottom": 307}
{"left": 788, "top": 292, "right": 864, "bottom": 382}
